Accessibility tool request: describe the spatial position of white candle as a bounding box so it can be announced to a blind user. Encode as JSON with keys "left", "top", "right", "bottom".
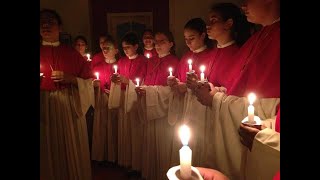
{"left": 95, "top": 72, "right": 99, "bottom": 80}
{"left": 179, "top": 125, "right": 192, "bottom": 179}
{"left": 200, "top": 65, "right": 205, "bottom": 82}
{"left": 248, "top": 93, "right": 256, "bottom": 123}
{"left": 136, "top": 78, "right": 140, "bottom": 87}
{"left": 169, "top": 67, "right": 173, "bottom": 77}
{"left": 113, "top": 65, "right": 118, "bottom": 74}
{"left": 188, "top": 59, "right": 192, "bottom": 72}
{"left": 146, "top": 53, "right": 150, "bottom": 59}
{"left": 86, "top": 53, "right": 91, "bottom": 61}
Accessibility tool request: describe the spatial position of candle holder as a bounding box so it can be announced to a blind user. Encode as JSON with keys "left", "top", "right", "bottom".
{"left": 241, "top": 115, "right": 262, "bottom": 127}
{"left": 167, "top": 165, "right": 204, "bottom": 180}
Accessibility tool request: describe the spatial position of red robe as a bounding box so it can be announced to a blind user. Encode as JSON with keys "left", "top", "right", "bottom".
{"left": 175, "top": 48, "right": 214, "bottom": 83}
{"left": 117, "top": 55, "right": 147, "bottom": 89}
{"left": 228, "top": 21, "right": 280, "bottom": 98}
{"left": 91, "top": 52, "right": 105, "bottom": 69}
{"left": 207, "top": 44, "right": 240, "bottom": 90}
{"left": 144, "top": 48, "right": 158, "bottom": 59}
{"left": 144, "top": 54, "right": 179, "bottom": 86}
{"left": 92, "top": 60, "right": 117, "bottom": 91}
{"left": 40, "top": 44, "right": 92, "bottom": 91}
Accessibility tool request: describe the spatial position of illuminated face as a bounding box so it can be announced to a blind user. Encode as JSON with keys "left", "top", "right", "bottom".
{"left": 184, "top": 28, "right": 205, "bottom": 51}
{"left": 40, "top": 12, "right": 60, "bottom": 42}
{"left": 122, "top": 42, "right": 138, "bottom": 57}
{"left": 74, "top": 39, "right": 87, "bottom": 55}
{"left": 154, "top": 33, "right": 173, "bottom": 56}
{"left": 241, "top": 0, "right": 267, "bottom": 24}
{"left": 99, "top": 37, "right": 119, "bottom": 59}
{"left": 206, "top": 11, "right": 229, "bottom": 40}
{"left": 142, "top": 31, "right": 154, "bottom": 48}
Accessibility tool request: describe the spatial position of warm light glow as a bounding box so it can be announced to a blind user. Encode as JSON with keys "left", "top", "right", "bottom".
{"left": 200, "top": 65, "right": 205, "bottom": 72}
{"left": 95, "top": 72, "right": 99, "bottom": 80}
{"left": 188, "top": 59, "right": 193, "bottom": 72}
{"left": 113, "top": 65, "right": 118, "bottom": 74}
{"left": 40, "top": 73, "right": 43, "bottom": 77}
{"left": 169, "top": 67, "right": 173, "bottom": 76}
{"left": 146, "top": 53, "right": 150, "bottom": 58}
{"left": 86, "top": 53, "right": 91, "bottom": 59}
{"left": 248, "top": 93, "right": 256, "bottom": 105}
{"left": 136, "top": 78, "right": 140, "bottom": 87}
{"left": 179, "top": 125, "right": 190, "bottom": 146}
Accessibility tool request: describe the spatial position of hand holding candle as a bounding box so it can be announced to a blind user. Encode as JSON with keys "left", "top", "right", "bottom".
{"left": 247, "top": 93, "right": 256, "bottom": 124}
{"left": 113, "top": 65, "right": 118, "bottom": 74}
{"left": 95, "top": 72, "right": 100, "bottom": 80}
{"left": 200, "top": 65, "right": 205, "bottom": 82}
{"left": 188, "top": 59, "right": 193, "bottom": 72}
{"left": 179, "top": 125, "right": 192, "bottom": 179}
{"left": 136, "top": 78, "right": 140, "bottom": 87}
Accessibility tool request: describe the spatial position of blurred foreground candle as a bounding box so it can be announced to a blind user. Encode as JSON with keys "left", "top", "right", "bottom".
{"left": 179, "top": 125, "right": 192, "bottom": 179}
{"left": 169, "top": 67, "right": 173, "bottom": 77}
{"left": 146, "top": 53, "right": 150, "bottom": 59}
{"left": 248, "top": 93, "right": 256, "bottom": 123}
{"left": 95, "top": 72, "right": 99, "bottom": 80}
{"left": 188, "top": 59, "right": 193, "bottom": 72}
{"left": 113, "top": 65, "right": 118, "bottom": 74}
{"left": 86, "top": 53, "right": 91, "bottom": 61}
{"left": 200, "top": 65, "right": 205, "bottom": 82}
{"left": 136, "top": 78, "right": 140, "bottom": 87}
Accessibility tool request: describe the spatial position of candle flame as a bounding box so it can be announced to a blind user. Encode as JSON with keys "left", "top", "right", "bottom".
{"left": 179, "top": 125, "right": 190, "bottom": 146}
{"left": 248, "top": 92, "right": 256, "bottom": 105}
{"left": 113, "top": 65, "right": 117, "bottom": 69}
{"left": 86, "top": 53, "right": 90, "bottom": 58}
{"left": 200, "top": 65, "right": 205, "bottom": 72}
{"left": 146, "top": 53, "right": 150, "bottom": 58}
{"left": 169, "top": 67, "right": 173, "bottom": 72}
{"left": 95, "top": 72, "right": 99, "bottom": 79}
{"left": 187, "top": 59, "right": 192, "bottom": 65}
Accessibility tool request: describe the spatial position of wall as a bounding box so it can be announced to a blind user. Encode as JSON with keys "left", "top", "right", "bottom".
{"left": 169, "top": 0, "right": 242, "bottom": 58}
{"left": 91, "top": 0, "right": 169, "bottom": 53}
{"left": 40, "top": 0, "right": 92, "bottom": 50}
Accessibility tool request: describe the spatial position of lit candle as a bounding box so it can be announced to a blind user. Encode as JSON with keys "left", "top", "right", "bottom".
{"left": 179, "top": 125, "right": 192, "bottom": 179}
{"left": 248, "top": 93, "right": 256, "bottom": 123}
{"left": 86, "top": 53, "right": 91, "bottom": 61}
{"left": 40, "top": 73, "right": 44, "bottom": 77}
{"left": 136, "top": 78, "right": 140, "bottom": 87}
{"left": 188, "top": 59, "right": 192, "bottom": 72}
{"left": 169, "top": 67, "right": 173, "bottom": 77}
{"left": 95, "top": 72, "right": 100, "bottom": 80}
{"left": 113, "top": 65, "right": 118, "bottom": 74}
{"left": 200, "top": 65, "right": 205, "bottom": 82}
{"left": 146, "top": 53, "right": 150, "bottom": 59}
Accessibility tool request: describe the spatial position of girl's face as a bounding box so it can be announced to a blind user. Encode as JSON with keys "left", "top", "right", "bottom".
{"left": 99, "top": 37, "right": 119, "bottom": 59}
{"left": 154, "top": 33, "right": 173, "bottom": 56}
{"left": 74, "top": 39, "right": 87, "bottom": 55}
{"left": 40, "top": 13, "right": 61, "bottom": 42}
{"left": 122, "top": 42, "right": 138, "bottom": 57}
{"left": 184, "top": 28, "right": 205, "bottom": 51}
{"left": 206, "top": 11, "right": 230, "bottom": 40}
{"left": 142, "top": 32, "right": 154, "bottom": 48}
{"left": 102, "top": 42, "right": 118, "bottom": 60}
{"left": 241, "top": 0, "right": 267, "bottom": 24}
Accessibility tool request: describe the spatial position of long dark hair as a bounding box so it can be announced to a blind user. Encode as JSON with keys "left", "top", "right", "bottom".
{"left": 210, "top": 3, "right": 253, "bottom": 46}
{"left": 184, "top": 18, "right": 214, "bottom": 49}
